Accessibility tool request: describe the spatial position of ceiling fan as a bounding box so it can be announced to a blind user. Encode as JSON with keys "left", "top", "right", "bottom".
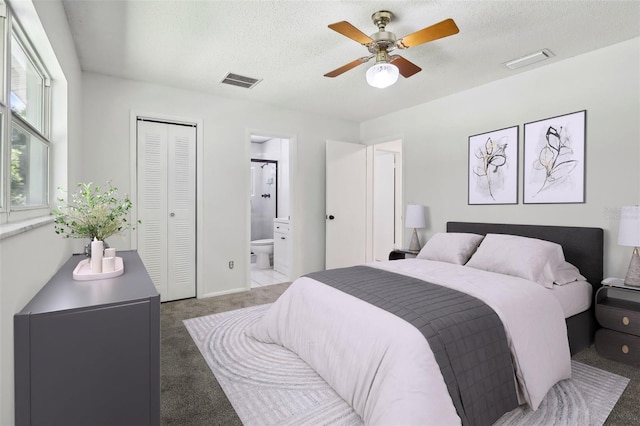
{"left": 324, "top": 11, "right": 459, "bottom": 88}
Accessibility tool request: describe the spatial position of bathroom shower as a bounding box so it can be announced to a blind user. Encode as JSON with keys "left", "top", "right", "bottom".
{"left": 250, "top": 159, "right": 278, "bottom": 241}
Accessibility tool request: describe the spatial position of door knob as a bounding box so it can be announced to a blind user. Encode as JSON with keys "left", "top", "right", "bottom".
{"left": 170, "top": 212, "right": 175, "bottom": 217}
{"left": 328, "top": 215, "right": 335, "bottom": 220}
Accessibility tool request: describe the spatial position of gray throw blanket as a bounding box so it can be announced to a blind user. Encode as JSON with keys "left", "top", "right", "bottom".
{"left": 306, "top": 265, "right": 518, "bottom": 426}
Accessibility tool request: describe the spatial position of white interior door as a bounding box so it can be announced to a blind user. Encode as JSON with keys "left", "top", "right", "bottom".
{"left": 137, "top": 120, "right": 196, "bottom": 301}
{"left": 325, "top": 140, "right": 366, "bottom": 269}
{"left": 374, "top": 150, "right": 396, "bottom": 261}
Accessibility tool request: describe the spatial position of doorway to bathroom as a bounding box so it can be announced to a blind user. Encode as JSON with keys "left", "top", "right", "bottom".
{"left": 249, "top": 135, "right": 292, "bottom": 288}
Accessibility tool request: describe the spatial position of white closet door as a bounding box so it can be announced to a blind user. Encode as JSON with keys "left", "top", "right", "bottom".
{"left": 167, "top": 124, "right": 196, "bottom": 300}
{"left": 137, "top": 120, "right": 196, "bottom": 302}
{"left": 137, "top": 121, "right": 169, "bottom": 298}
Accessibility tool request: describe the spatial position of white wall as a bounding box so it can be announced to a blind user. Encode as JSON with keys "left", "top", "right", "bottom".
{"left": 81, "top": 72, "right": 359, "bottom": 296}
{"left": 0, "top": 0, "right": 83, "bottom": 424}
{"left": 361, "top": 38, "right": 640, "bottom": 279}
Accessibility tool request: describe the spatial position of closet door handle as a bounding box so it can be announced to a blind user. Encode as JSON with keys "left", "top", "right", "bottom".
{"left": 170, "top": 212, "right": 175, "bottom": 217}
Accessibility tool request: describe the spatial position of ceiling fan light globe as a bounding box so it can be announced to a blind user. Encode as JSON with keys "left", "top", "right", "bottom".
{"left": 366, "top": 63, "right": 399, "bottom": 88}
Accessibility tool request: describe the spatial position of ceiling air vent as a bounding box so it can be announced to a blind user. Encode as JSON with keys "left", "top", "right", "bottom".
{"left": 504, "top": 49, "right": 555, "bottom": 70}
{"left": 221, "top": 72, "right": 262, "bottom": 89}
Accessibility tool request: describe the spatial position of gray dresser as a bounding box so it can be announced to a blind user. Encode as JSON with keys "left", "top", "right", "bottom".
{"left": 14, "top": 250, "right": 160, "bottom": 426}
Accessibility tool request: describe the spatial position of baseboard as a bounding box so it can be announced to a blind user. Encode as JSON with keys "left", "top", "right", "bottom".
{"left": 198, "top": 286, "right": 250, "bottom": 299}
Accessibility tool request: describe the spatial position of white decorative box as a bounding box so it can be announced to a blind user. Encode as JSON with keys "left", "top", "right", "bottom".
{"left": 73, "top": 257, "right": 124, "bottom": 281}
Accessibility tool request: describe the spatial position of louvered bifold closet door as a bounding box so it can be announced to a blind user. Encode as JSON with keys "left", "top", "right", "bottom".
{"left": 167, "top": 124, "right": 196, "bottom": 300}
{"left": 137, "top": 120, "right": 196, "bottom": 302}
{"left": 137, "top": 121, "right": 169, "bottom": 299}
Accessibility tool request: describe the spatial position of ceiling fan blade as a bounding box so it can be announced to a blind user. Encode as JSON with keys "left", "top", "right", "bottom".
{"left": 324, "top": 56, "right": 373, "bottom": 78}
{"left": 397, "top": 18, "right": 459, "bottom": 49}
{"left": 328, "top": 21, "right": 373, "bottom": 45}
{"left": 389, "top": 55, "right": 422, "bottom": 78}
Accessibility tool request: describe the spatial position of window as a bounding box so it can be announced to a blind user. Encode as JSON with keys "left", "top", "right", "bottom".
{"left": 10, "top": 33, "right": 45, "bottom": 132}
{"left": 11, "top": 120, "right": 48, "bottom": 207}
{"left": 0, "top": 2, "right": 52, "bottom": 221}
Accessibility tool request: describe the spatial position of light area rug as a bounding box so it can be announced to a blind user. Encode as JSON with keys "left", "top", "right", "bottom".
{"left": 184, "top": 304, "right": 629, "bottom": 426}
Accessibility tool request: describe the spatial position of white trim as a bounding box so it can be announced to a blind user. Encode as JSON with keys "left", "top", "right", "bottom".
{"left": 198, "top": 287, "right": 248, "bottom": 299}
{"left": 129, "top": 110, "right": 204, "bottom": 299}
{"left": 365, "top": 145, "right": 373, "bottom": 262}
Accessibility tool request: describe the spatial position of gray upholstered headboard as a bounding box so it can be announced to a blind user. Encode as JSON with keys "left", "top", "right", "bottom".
{"left": 446, "top": 222, "right": 604, "bottom": 291}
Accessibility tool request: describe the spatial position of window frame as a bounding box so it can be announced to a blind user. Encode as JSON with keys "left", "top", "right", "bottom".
{"left": 0, "top": 3, "right": 6, "bottom": 214}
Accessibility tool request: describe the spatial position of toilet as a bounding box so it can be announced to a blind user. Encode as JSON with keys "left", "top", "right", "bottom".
{"left": 250, "top": 239, "right": 274, "bottom": 269}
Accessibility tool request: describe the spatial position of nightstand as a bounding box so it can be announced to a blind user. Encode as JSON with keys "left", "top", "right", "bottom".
{"left": 389, "top": 249, "right": 419, "bottom": 260}
{"left": 594, "top": 279, "right": 640, "bottom": 367}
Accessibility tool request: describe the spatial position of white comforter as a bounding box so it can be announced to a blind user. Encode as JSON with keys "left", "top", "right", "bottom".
{"left": 246, "top": 259, "right": 572, "bottom": 425}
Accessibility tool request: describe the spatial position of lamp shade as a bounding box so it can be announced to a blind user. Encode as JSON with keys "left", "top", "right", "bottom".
{"left": 618, "top": 206, "right": 640, "bottom": 247}
{"left": 366, "top": 63, "right": 399, "bottom": 88}
{"left": 405, "top": 204, "right": 426, "bottom": 229}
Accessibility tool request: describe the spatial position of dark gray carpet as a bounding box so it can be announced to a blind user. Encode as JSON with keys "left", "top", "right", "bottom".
{"left": 161, "top": 283, "right": 290, "bottom": 425}
{"left": 161, "top": 283, "right": 639, "bottom": 425}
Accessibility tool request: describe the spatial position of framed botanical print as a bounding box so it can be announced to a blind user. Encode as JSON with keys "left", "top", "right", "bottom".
{"left": 468, "top": 125, "right": 519, "bottom": 205}
{"left": 523, "top": 110, "right": 586, "bottom": 204}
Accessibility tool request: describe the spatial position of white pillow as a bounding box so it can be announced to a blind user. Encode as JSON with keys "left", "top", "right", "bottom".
{"left": 465, "top": 234, "right": 565, "bottom": 288}
{"left": 417, "top": 232, "right": 484, "bottom": 265}
{"left": 553, "top": 261, "right": 586, "bottom": 285}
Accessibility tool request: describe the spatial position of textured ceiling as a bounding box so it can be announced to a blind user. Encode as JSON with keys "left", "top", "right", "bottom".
{"left": 61, "top": 0, "right": 640, "bottom": 122}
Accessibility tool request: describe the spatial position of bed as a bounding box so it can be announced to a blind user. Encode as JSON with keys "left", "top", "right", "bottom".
{"left": 246, "top": 222, "right": 603, "bottom": 425}
{"left": 446, "top": 222, "right": 603, "bottom": 355}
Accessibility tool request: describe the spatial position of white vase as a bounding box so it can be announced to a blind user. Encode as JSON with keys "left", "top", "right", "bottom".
{"left": 84, "top": 240, "right": 109, "bottom": 257}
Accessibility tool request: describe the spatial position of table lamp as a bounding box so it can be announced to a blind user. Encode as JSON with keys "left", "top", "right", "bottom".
{"left": 405, "top": 204, "right": 426, "bottom": 252}
{"left": 618, "top": 206, "right": 640, "bottom": 287}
